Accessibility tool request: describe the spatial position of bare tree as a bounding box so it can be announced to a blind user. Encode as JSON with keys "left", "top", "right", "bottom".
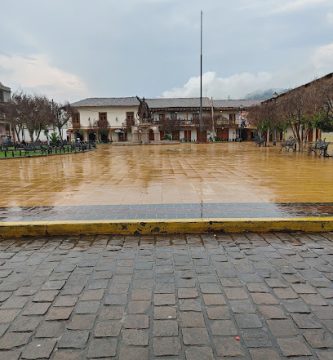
{"left": 50, "top": 101, "right": 74, "bottom": 142}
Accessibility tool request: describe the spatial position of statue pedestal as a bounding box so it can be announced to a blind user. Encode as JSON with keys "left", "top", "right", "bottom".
{"left": 139, "top": 123, "right": 150, "bottom": 144}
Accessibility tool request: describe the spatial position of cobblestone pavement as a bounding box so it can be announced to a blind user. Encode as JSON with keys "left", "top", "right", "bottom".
{"left": 0, "top": 233, "right": 332, "bottom": 359}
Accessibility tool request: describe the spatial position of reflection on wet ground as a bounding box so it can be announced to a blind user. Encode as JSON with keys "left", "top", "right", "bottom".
{"left": 1, "top": 203, "right": 333, "bottom": 221}
{"left": 0, "top": 143, "right": 333, "bottom": 220}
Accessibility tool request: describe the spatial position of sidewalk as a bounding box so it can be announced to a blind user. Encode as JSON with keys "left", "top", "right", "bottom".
{"left": 0, "top": 232, "right": 332, "bottom": 359}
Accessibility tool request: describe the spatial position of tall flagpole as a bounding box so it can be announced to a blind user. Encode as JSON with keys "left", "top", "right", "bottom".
{"left": 199, "top": 10, "right": 203, "bottom": 135}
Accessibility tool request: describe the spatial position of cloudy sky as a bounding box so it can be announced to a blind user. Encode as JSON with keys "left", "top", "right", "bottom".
{"left": 1, "top": 0, "right": 333, "bottom": 101}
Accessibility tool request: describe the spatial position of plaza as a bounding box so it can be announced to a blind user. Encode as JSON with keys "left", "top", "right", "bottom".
{"left": 0, "top": 143, "right": 333, "bottom": 223}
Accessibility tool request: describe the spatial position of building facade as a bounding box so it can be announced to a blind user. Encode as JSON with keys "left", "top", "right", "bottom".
{"left": 70, "top": 97, "right": 259, "bottom": 143}
{"left": 0, "top": 82, "right": 12, "bottom": 144}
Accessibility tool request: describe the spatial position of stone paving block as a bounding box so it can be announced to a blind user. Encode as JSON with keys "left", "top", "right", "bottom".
{"left": 0, "top": 309, "right": 19, "bottom": 323}
{"left": 22, "top": 303, "right": 50, "bottom": 316}
{"left": 282, "top": 299, "right": 310, "bottom": 313}
{"left": 119, "top": 346, "right": 149, "bottom": 360}
{"left": 154, "top": 293, "right": 176, "bottom": 305}
{"left": 94, "top": 320, "right": 122, "bottom": 337}
{"left": 178, "top": 288, "right": 198, "bottom": 298}
{"left": 153, "top": 337, "right": 181, "bottom": 356}
{"left": 316, "top": 350, "right": 333, "bottom": 360}
{"left": 122, "top": 329, "right": 149, "bottom": 345}
{"left": 153, "top": 320, "right": 178, "bottom": 336}
{"left": 214, "top": 337, "right": 245, "bottom": 357}
{"left": 273, "top": 287, "right": 299, "bottom": 299}
{"left": 42, "top": 280, "right": 65, "bottom": 290}
{"left": 249, "top": 348, "right": 282, "bottom": 360}
{"left": 203, "top": 294, "right": 226, "bottom": 305}
{"left": 46, "top": 306, "right": 73, "bottom": 320}
{"left": 154, "top": 306, "right": 177, "bottom": 319}
{"left": 21, "top": 338, "right": 56, "bottom": 359}
{"left": 291, "top": 314, "right": 323, "bottom": 329}
{"left": 251, "top": 293, "right": 279, "bottom": 305}
{"left": 318, "top": 288, "right": 333, "bottom": 298}
{"left": 128, "top": 300, "right": 151, "bottom": 314}
{"left": 185, "top": 346, "right": 214, "bottom": 360}
{"left": 301, "top": 294, "right": 328, "bottom": 306}
{"left": 258, "top": 305, "right": 287, "bottom": 319}
{"left": 75, "top": 301, "right": 100, "bottom": 314}
{"left": 224, "top": 288, "right": 249, "bottom": 300}
{"left": 35, "top": 321, "right": 64, "bottom": 338}
{"left": 277, "top": 337, "right": 312, "bottom": 357}
{"left": 311, "top": 306, "right": 333, "bottom": 319}
{"left": 230, "top": 300, "right": 256, "bottom": 313}
{"left": 10, "top": 316, "right": 41, "bottom": 332}
{"left": 235, "top": 314, "right": 262, "bottom": 328}
{"left": 0, "top": 323, "right": 9, "bottom": 337}
{"left": 304, "top": 330, "right": 333, "bottom": 348}
{"left": 241, "top": 328, "right": 273, "bottom": 348}
{"left": 32, "top": 290, "right": 58, "bottom": 302}
{"left": 179, "top": 299, "right": 202, "bottom": 311}
{"left": 0, "top": 350, "right": 21, "bottom": 360}
{"left": 0, "top": 332, "right": 31, "bottom": 350}
{"left": 66, "top": 314, "right": 96, "bottom": 330}
{"left": 123, "top": 314, "right": 149, "bottom": 329}
{"left": 1, "top": 296, "right": 29, "bottom": 309}
{"left": 199, "top": 284, "right": 222, "bottom": 294}
{"left": 291, "top": 283, "right": 317, "bottom": 294}
{"left": 210, "top": 320, "right": 238, "bottom": 336}
{"left": 131, "top": 289, "right": 152, "bottom": 300}
{"left": 206, "top": 306, "right": 230, "bottom": 319}
{"left": 87, "top": 338, "right": 117, "bottom": 358}
{"left": 267, "top": 319, "right": 299, "bottom": 337}
{"left": 182, "top": 328, "right": 210, "bottom": 345}
{"left": 54, "top": 295, "right": 78, "bottom": 307}
{"left": 180, "top": 311, "right": 205, "bottom": 327}
{"left": 58, "top": 330, "right": 89, "bottom": 349}
{"left": 100, "top": 305, "right": 125, "bottom": 319}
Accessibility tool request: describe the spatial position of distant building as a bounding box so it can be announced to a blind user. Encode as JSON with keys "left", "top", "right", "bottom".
{"left": 70, "top": 97, "right": 260, "bottom": 143}
{"left": 0, "top": 82, "right": 12, "bottom": 144}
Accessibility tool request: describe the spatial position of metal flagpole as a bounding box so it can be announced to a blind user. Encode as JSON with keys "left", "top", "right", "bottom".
{"left": 199, "top": 10, "right": 203, "bottom": 136}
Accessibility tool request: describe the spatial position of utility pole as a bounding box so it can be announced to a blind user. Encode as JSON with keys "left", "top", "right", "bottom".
{"left": 199, "top": 10, "right": 203, "bottom": 136}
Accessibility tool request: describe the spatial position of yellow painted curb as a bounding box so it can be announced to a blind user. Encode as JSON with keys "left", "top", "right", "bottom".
{"left": 0, "top": 217, "right": 333, "bottom": 238}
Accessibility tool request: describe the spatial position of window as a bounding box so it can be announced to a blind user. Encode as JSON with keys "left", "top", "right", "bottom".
{"left": 159, "top": 113, "right": 166, "bottom": 121}
{"left": 192, "top": 113, "right": 199, "bottom": 121}
{"left": 0, "top": 91, "right": 4, "bottom": 102}
{"left": 72, "top": 112, "right": 80, "bottom": 127}
{"left": 229, "top": 113, "right": 236, "bottom": 123}
{"left": 170, "top": 112, "right": 177, "bottom": 120}
{"left": 99, "top": 112, "right": 107, "bottom": 122}
{"left": 126, "top": 112, "right": 135, "bottom": 126}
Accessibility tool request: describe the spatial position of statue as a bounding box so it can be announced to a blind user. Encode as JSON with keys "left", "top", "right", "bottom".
{"left": 136, "top": 96, "right": 151, "bottom": 122}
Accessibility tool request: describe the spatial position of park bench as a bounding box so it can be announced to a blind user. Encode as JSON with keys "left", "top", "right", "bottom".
{"left": 254, "top": 136, "right": 266, "bottom": 147}
{"left": 308, "top": 138, "right": 329, "bottom": 157}
{"left": 281, "top": 137, "right": 296, "bottom": 152}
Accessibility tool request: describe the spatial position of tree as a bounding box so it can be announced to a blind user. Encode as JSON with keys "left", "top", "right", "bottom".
{"left": 50, "top": 101, "right": 73, "bottom": 143}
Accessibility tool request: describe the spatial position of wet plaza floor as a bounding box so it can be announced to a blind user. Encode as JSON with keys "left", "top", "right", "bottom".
{"left": 1, "top": 143, "right": 333, "bottom": 221}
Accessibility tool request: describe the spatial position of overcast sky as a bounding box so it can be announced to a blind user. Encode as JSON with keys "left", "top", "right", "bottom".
{"left": 1, "top": 0, "right": 333, "bottom": 102}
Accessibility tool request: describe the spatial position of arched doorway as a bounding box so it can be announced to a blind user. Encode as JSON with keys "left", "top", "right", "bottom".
{"left": 100, "top": 129, "right": 109, "bottom": 143}
{"left": 149, "top": 129, "right": 154, "bottom": 141}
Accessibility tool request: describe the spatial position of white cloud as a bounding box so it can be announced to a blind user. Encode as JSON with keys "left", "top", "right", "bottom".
{"left": 272, "top": 0, "right": 330, "bottom": 13}
{"left": 312, "top": 42, "right": 333, "bottom": 70}
{"left": 162, "top": 71, "right": 273, "bottom": 99}
{"left": 0, "top": 53, "right": 89, "bottom": 101}
{"left": 327, "top": 11, "right": 333, "bottom": 24}
{"left": 239, "top": 0, "right": 331, "bottom": 14}
{"left": 162, "top": 41, "right": 333, "bottom": 99}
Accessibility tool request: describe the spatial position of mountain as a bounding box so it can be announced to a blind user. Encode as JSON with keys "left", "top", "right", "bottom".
{"left": 245, "top": 88, "right": 289, "bottom": 101}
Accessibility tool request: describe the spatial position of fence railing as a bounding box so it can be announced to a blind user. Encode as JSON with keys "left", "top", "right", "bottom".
{"left": 0, "top": 142, "right": 96, "bottom": 159}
